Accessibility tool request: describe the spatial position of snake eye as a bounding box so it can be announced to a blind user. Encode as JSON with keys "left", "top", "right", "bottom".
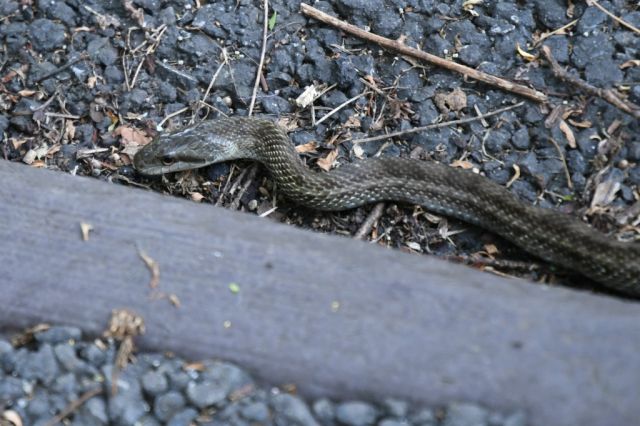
{"left": 161, "top": 156, "right": 175, "bottom": 166}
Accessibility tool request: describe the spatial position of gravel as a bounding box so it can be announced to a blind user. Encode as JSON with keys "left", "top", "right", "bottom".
{"left": 0, "top": 326, "right": 526, "bottom": 426}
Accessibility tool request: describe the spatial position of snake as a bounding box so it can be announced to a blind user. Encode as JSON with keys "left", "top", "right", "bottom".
{"left": 133, "top": 116, "right": 640, "bottom": 297}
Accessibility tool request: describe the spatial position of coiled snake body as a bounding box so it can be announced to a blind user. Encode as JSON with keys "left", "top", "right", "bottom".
{"left": 134, "top": 117, "right": 640, "bottom": 296}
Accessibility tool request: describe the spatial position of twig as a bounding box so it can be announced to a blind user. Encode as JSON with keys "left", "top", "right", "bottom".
{"left": 300, "top": 4, "right": 547, "bottom": 103}
{"left": 315, "top": 92, "right": 367, "bottom": 126}
{"left": 215, "top": 164, "right": 236, "bottom": 206}
{"left": 587, "top": 0, "right": 640, "bottom": 35}
{"left": 158, "top": 106, "right": 190, "bottom": 129}
{"left": 444, "top": 254, "right": 543, "bottom": 272}
{"left": 192, "top": 53, "right": 227, "bottom": 123}
{"left": 248, "top": 0, "right": 269, "bottom": 116}
{"left": 32, "top": 53, "right": 88, "bottom": 83}
{"left": 548, "top": 137, "right": 573, "bottom": 190}
{"left": 230, "top": 165, "right": 258, "bottom": 210}
{"left": 534, "top": 20, "right": 578, "bottom": 46}
{"left": 541, "top": 45, "right": 640, "bottom": 119}
{"left": 45, "top": 387, "right": 102, "bottom": 426}
{"left": 352, "top": 102, "right": 525, "bottom": 144}
{"left": 354, "top": 202, "right": 385, "bottom": 240}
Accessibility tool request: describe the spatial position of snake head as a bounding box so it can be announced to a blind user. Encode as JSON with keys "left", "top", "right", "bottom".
{"left": 133, "top": 120, "right": 251, "bottom": 175}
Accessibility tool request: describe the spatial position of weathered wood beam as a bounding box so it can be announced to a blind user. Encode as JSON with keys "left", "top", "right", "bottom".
{"left": 0, "top": 160, "right": 638, "bottom": 425}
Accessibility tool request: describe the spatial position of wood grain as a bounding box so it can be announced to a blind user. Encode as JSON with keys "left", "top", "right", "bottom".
{"left": 0, "top": 159, "right": 639, "bottom": 425}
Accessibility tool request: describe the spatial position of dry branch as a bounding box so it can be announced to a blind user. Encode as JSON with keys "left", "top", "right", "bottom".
{"left": 300, "top": 4, "right": 547, "bottom": 103}
{"left": 541, "top": 45, "right": 640, "bottom": 120}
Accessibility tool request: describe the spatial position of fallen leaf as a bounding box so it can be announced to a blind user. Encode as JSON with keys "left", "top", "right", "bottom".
{"left": 190, "top": 192, "right": 204, "bottom": 202}
{"left": 80, "top": 222, "right": 94, "bottom": 241}
{"left": 484, "top": 244, "right": 499, "bottom": 256}
{"left": 516, "top": 43, "right": 537, "bottom": 61}
{"left": 591, "top": 179, "right": 620, "bottom": 208}
{"left": 114, "top": 126, "right": 152, "bottom": 146}
{"left": 434, "top": 87, "right": 467, "bottom": 113}
{"left": 64, "top": 120, "right": 76, "bottom": 140}
{"left": 450, "top": 159, "right": 474, "bottom": 169}
{"left": 18, "top": 89, "right": 36, "bottom": 97}
{"left": 620, "top": 59, "right": 640, "bottom": 69}
{"left": 295, "top": 85, "right": 318, "bottom": 108}
{"left": 558, "top": 120, "right": 576, "bottom": 148}
{"left": 506, "top": 164, "right": 521, "bottom": 188}
{"left": 295, "top": 141, "right": 317, "bottom": 153}
{"left": 316, "top": 149, "right": 338, "bottom": 171}
{"left": 2, "top": 410, "right": 23, "bottom": 426}
{"left": 138, "top": 249, "right": 160, "bottom": 289}
{"left": 567, "top": 118, "right": 592, "bottom": 128}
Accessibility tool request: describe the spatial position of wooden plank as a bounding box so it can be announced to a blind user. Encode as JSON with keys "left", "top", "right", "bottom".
{"left": 0, "top": 159, "right": 638, "bottom": 425}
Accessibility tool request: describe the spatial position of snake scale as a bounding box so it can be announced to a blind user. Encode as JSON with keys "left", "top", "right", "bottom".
{"left": 133, "top": 117, "right": 640, "bottom": 296}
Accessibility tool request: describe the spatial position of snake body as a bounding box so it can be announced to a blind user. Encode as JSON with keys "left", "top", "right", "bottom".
{"left": 134, "top": 117, "right": 640, "bottom": 296}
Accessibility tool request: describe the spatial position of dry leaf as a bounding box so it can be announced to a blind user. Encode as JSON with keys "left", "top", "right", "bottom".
{"left": 295, "top": 85, "right": 318, "bottom": 108}
{"left": 316, "top": 149, "right": 338, "bottom": 171}
{"left": 80, "top": 222, "right": 94, "bottom": 241}
{"left": 516, "top": 43, "right": 537, "bottom": 61}
{"left": 450, "top": 159, "right": 474, "bottom": 169}
{"left": 434, "top": 87, "right": 467, "bottom": 113}
{"left": 65, "top": 120, "right": 76, "bottom": 140}
{"left": 344, "top": 115, "right": 361, "bottom": 128}
{"left": 591, "top": 179, "right": 620, "bottom": 208}
{"left": 620, "top": 59, "right": 640, "bottom": 69}
{"left": 567, "top": 119, "right": 592, "bottom": 128}
{"left": 138, "top": 249, "right": 160, "bottom": 289}
{"left": 352, "top": 144, "right": 364, "bottom": 159}
{"left": 114, "top": 126, "right": 152, "bottom": 146}
{"left": 558, "top": 120, "right": 576, "bottom": 148}
{"left": 506, "top": 164, "right": 521, "bottom": 188}
{"left": 406, "top": 241, "right": 421, "bottom": 251}
{"left": 295, "top": 141, "right": 317, "bottom": 153}
{"left": 484, "top": 244, "right": 499, "bottom": 256}
{"left": 18, "top": 89, "right": 36, "bottom": 97}
{"left": 169, "top": 294, "right": 181, "bottom": 307}
{"left": 2, "top": 410, "right": 23, "bottom": 426}
{"left": 191, "top": 192, "right": 205, "bottom": 202}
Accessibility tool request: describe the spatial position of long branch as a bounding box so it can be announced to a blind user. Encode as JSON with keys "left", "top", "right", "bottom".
{"left": 300, "top": 4, "right": 548, "bottom": 103}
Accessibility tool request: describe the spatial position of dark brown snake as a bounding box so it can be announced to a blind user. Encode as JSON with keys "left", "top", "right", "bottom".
{"left": 133, "top": 117, "right": 640, "bottom": 296}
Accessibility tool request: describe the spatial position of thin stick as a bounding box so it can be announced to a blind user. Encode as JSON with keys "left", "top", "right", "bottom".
{"left": 300, "top": 4, "right": 547, "bottom": 103}
{"left": 354, "top": 202, "right": 385, "bottom": 240}
{"left": 548, "top": 137, "right": 573, "bottom": 190}
{"left": 45, "top": 387, "right": 102, "bottom": 426}
{"left": 230, "top": 165, "right": 258, "bottom": 210}
{"left": 192, "top": 54, "right": 227, "bottom": 124}
{"left": 541, "top": 46, "right": 640, "bottom": 119}
{"left": 32, "top": 53, "right": 88, "bottom": 83}
{"left": 352, "top": 102, "right": 525, "bottom": 144}
{"left": 315, "top": 92, "right": 367, "bottom": 126}
{"left": 158, "top": 106, "right": 189, "bottom": 128}
{"left": 248, "top": 0, "right": 269, "bottom": 116}
{"left": 587, "top": 0, "right": 640, "bottom": 35}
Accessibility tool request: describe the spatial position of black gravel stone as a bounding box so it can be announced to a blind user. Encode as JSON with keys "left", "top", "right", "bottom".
{"left": 154, "top": 391, "right": 186, "bottom": 421}
{"left": 261, "top": 95, "right": 293, "bottom": 115}
{"left": 335, "top": 400, "right": 379, "bottom": 426}
{"left": 240, "top": 400, "right": 271, "bottom": 422}
{"left": 15, "top": 344, "right": 59, "bottom": 385}
{"left": 142, "top": 370, "right": 169, "bottom": 396}
{"left": 186, "top": 380, "right": 228, "bottom": 408}
{"left": 312, "top": 397, "right": 336, "bottom": 424}
{"left": 0, "top": 376, "right": 24, "bottom": 402}
{"left": 28, "top": 18, "right": 65, "bottom": 52}
{"left": 442, "top": 403, "right": 489, "bottom": 426}
{"left": 271, "top": 393, "right": 320, "bottom": 426}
